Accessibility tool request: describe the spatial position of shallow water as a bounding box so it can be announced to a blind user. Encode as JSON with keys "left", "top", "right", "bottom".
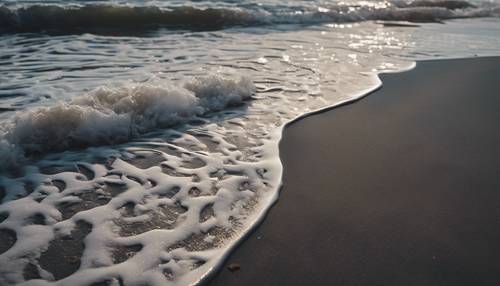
{"left": 0, "top": 0, "right": 499, "bottom": 285}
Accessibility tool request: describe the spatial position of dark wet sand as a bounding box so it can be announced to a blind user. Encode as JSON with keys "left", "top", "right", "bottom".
{"left": 208, "top": 57, "right": 500, "bottom": 286}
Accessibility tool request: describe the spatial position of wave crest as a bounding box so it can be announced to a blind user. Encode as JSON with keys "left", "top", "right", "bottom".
{"left": 0, "top": 75, "right": 255, "bottom": 165}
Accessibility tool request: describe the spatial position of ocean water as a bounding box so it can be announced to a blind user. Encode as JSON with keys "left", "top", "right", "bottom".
{"left": 0, "top": 0, "right": 499, "bottom": 285}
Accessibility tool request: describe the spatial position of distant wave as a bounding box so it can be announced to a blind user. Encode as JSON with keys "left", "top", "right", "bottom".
{"left": 0, "top": 75, "right": 255, "bottom": 167}
{"left": 0, "top": 5, "right": 256, "bottom": 33}
{"left": 0, "top": 0, "right": 498, "bottom": 34}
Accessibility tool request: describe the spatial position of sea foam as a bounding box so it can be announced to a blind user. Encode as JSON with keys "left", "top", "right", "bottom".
{"left": 0, "top": 75, "right": 254, "bottom": 167}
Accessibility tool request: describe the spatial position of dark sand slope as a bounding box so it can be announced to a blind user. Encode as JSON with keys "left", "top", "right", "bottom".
{"left": 208, "top": 57, "right": 500, "bottom": 286}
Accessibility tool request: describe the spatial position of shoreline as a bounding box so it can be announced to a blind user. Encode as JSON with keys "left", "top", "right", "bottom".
{"left": 197, "top": 61, "right": 417, "bottom": 285}
{"left": 207, "top": 56, "right": 500, "bottom": 286}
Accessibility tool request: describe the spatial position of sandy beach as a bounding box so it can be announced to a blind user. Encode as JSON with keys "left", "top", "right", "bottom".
{"left": 208, "top": 57, "right": 500, "bottom": 286}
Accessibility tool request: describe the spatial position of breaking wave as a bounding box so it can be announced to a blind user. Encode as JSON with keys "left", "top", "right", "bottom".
{"left": 0, "top": 0, "right": 498, "bottom": 33}
{"left": 0, "top": 75, "right": 255, "bottom": 167}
